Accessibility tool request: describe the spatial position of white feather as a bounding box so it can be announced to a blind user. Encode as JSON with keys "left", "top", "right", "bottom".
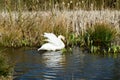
{"left": 38, "top": 33, "right": 65, "bottom": 51}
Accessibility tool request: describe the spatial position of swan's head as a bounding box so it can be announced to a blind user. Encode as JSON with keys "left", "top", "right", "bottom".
{"left": 58, "top": 35, "right": 65, "bottom": 41}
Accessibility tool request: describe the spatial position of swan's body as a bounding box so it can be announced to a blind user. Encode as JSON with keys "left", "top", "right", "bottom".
{"left": 38, "top": 33, "right": 65, "bottom": 51}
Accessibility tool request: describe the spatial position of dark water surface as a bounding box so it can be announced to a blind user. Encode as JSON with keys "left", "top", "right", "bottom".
{"left": 4, "top": 47, "right": 120, "bottom": 80}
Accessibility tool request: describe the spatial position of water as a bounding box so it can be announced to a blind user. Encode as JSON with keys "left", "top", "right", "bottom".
{"left": 4, "top": 47, "right": 120, "bottom": 80}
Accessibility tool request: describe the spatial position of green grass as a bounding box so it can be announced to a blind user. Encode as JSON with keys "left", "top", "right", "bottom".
{"left": 84, "top": 23, "right": 119, "bottom": 53}
{"left": 0, "top": 53, "right": 12, "bottom": 77}
{"left": 86, "top": 23, "right": 117, "bottom": 46}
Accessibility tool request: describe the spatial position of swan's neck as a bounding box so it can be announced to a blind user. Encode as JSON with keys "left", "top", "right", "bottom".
{"left": 58, "top": 35, "right": 65, "bottom": 48}
{"left": 59, "top": 39, "right": 65, "bottom": 48}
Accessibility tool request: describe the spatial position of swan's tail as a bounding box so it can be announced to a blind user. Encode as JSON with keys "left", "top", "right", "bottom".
{"left": 38, "top": 47, "right": 46, "bottom": 51}
{"left": 37, "top": 48, "right": 41, "bottom": 51}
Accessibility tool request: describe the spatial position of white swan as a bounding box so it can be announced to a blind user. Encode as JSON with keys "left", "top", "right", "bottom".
{"left": 38, "top": 33, "right": 65, "bottom": 51}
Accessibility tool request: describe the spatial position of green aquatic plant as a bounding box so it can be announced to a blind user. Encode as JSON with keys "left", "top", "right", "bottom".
{"left": 84, "top": 23, "right": 118, "bottom": 53}
{"left": 66, "top": 33, "right": 82, "bottom": 47}
{"left": 62, "top": 47, "right": 72, "bottom": 54}
{"left": 66, "top": 33, "right": 76, "bottom": 47}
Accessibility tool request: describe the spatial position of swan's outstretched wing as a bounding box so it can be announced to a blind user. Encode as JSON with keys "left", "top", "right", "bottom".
{"left": 43, "top": 33, "right": 60, "bottom": 46}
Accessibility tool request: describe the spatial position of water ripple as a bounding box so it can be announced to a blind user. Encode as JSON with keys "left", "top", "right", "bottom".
{"left": 4, "top": 48, "right": 120, "bottom": 80}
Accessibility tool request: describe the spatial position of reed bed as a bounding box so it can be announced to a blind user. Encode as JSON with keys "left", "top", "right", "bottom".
{"left": 0, "top": 10, "right": 120, "bottom": 47}
{"left": 0, "top": 0, "right": 120, "bottom": 11}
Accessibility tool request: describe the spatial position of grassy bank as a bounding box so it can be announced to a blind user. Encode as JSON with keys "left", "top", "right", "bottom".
{"left": 0, "top": 51, "right": 13, "bottom": 80}
{"left": 0, "top": 76, "right": 12, "bottom": 80}
{"left": 0, "top": 10, "right": 120, "bottom": 48}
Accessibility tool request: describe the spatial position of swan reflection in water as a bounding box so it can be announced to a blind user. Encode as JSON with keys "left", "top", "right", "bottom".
{"left": 41, "top": 51, "right": 66, "bottom": 79}
{"left": 42, "top": 51, "right": 65, "bottom": 68}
